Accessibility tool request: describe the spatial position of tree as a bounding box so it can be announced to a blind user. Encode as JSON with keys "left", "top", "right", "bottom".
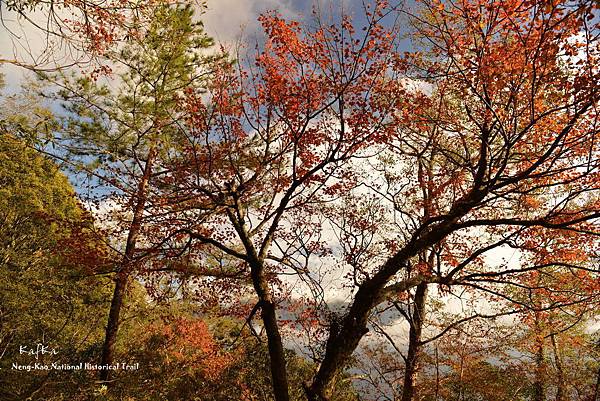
{"left": 305, "top": 0, "right": 599, "bottom": 398}
{"left": 157, "top": 0, "right": 600, "bottom": 399}
{"left": 36, "top": 2, "right": 220, "bottom": 383}
{"left": 149, "top": 3, "right": 409, "bottom": 400}
{"left": 0, "top": 134, "right": 113, "bottom": 400}
{"left": 0, "top": 0, "right": 177, "bottom": 72}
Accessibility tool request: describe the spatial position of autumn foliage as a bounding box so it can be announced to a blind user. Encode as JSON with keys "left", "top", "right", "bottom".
{"left": 1, "top": 0, "right": 600, "bottom": 400}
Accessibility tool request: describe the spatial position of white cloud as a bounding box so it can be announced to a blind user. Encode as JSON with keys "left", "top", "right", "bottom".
{"left": 0, "top": 0, "right": 299, "bottom": 90}
{"left": 0, "top": 7, "right": 88, "bottom": 92}
{"left": 202, "top": 0, "right": 298, "bottom": 48}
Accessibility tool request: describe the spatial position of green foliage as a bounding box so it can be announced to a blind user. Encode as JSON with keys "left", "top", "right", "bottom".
{"left": 55, "top": 2, "right": 222, "bottom": 174}
{"left": 0, "top": 135, "right": 112, "bottom": 400}
{"left": 0, "top": 78, "right": 60, "bottom": 146}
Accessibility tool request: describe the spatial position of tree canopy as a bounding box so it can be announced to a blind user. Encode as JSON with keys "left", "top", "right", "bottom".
{"left": 0, "top": 1, "right": 599, "bottom": 400}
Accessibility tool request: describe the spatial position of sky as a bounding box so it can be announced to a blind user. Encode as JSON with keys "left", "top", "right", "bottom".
{"left": 200, "top": 0, "right": 384, "bottom": 44}
{"left": 0, "top": 0, "right": 514, "bottom": 314}
{"left": 0, "top": 0, "right": 373, "bottom": 83}
{"left": 202, "top": 0, "right": 308, "bottom": 44}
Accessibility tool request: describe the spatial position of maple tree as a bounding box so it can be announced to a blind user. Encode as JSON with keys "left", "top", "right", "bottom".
{"left": 147, "top": 3, "right": 410, "bottom": 400}
{"left": 2, "top": 0, "right": 599, "bottom": 399}
{"left": 317, "top": 0, "right": 600, "bottom": 398}
{"left": 155, "top": 0, "right": 600, "bottom": 399}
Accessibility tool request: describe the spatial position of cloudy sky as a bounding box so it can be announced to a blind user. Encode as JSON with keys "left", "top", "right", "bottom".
{"left": 0, "top": 0, "right": 368, "bottom": 84}
{"left": 203, "top": 0, "right": 312, "bottom": 43}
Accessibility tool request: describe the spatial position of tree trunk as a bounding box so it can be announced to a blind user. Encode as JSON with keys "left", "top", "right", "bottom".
{"left": 305, "top": 255, "right": 433, "bottom": 401}
{"left": 261, "top": 299, "right": 290, "bottom": 401}
{"left": 533, "top": 315, "right": 545, "bottom": 401}
{"left": 306, "top": 188, "right": 488, "bottom": 400}
{"left": 550, "top": 334, "right": 565, "bottom": 401}
{"left": 401, "top": 282, "right": 428, "bottom": 401}
{"left": 100, "top": 271, "right": 126, "bottom": 379}
{"left": 247, "top": 255, "right": 289, "bottom": 401}
{"left": 457, "top": 355, "right": 464, "bottom": 401}
{"left": 226, "top": 193, "right": 291, "bottom": 401}
{"left": 99, "top": 146, "right": 156, "bottom": 382}
{"left": 434, "top": 345, "right": 440, "bottom": 401}
{"left": 593, "top": 364, "right": 600, "bottom": 401}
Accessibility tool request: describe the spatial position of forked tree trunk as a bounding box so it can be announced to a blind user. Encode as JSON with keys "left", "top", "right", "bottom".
{"left": 306, "top": 186, "right": 489, "bottom": 401}
{"left": 99, "top": 146, "right": 156, "bottom": 382}
{"left": 401, "top": 282, "right": 428, "bottom": 401}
